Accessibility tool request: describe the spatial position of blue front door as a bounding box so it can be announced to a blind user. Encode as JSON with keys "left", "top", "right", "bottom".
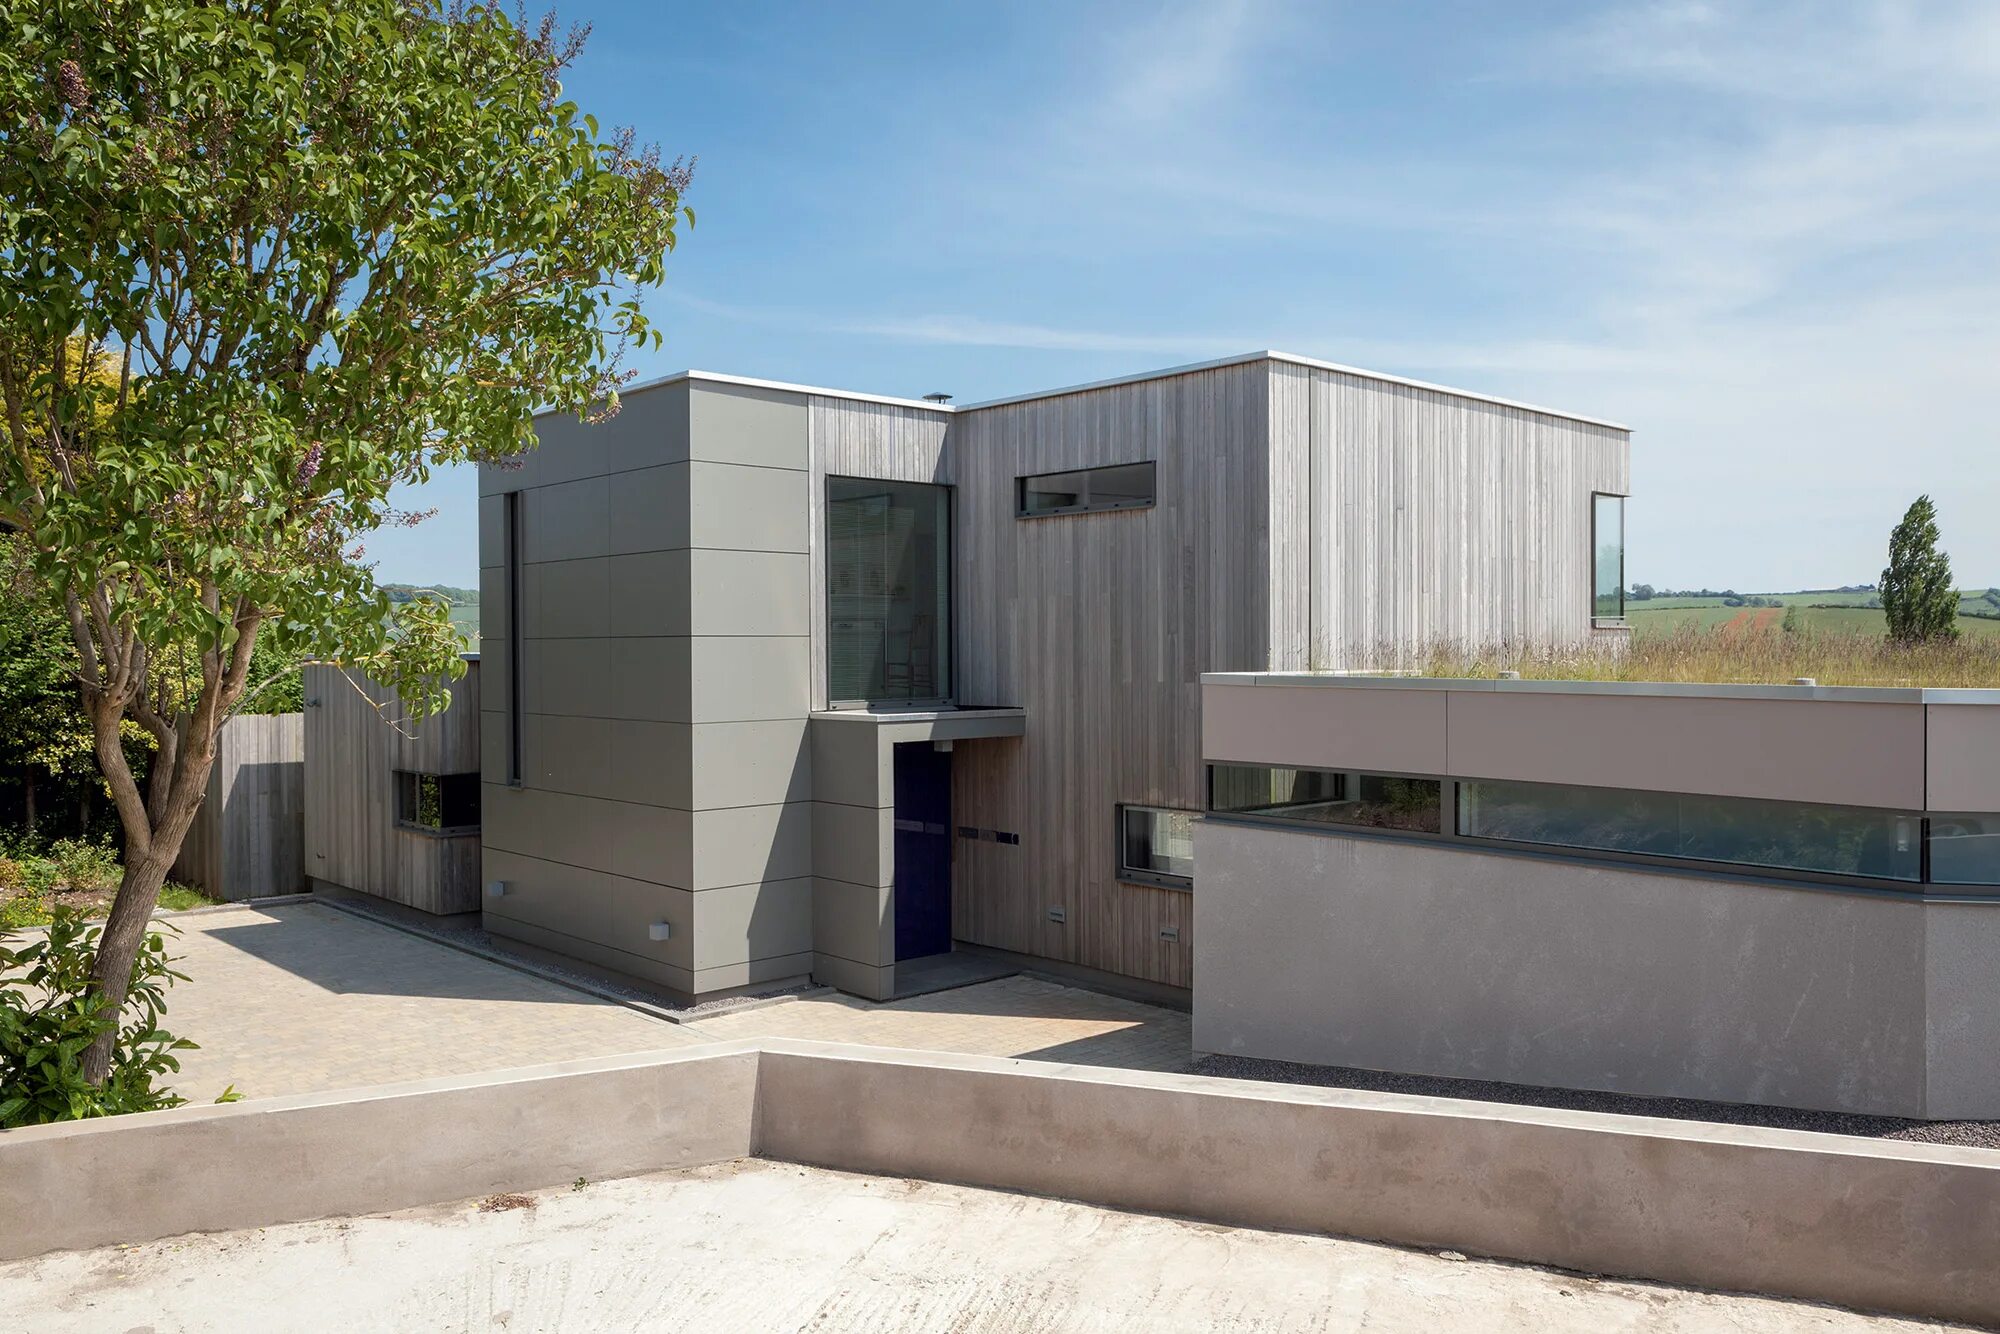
{"left": 892, "top": 743, "right": 952, "bottom": 961}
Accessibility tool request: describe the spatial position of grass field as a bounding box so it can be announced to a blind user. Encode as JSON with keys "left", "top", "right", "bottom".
{"left": 1630, "top": 603, "right": 2000, "bottom": 639}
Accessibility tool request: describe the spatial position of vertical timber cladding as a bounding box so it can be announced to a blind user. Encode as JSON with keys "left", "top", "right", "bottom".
{"left": 949, "top": 361, "right": 1277, "bottom": 988}
{"left": 1277, "top": 363, "right": 1632, "bottom": 665}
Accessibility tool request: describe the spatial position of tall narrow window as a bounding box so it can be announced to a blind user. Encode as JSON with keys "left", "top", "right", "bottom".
{"left": 1592, "top": 493, "right": 1626, "bottom": 625}
{"left": 827, "top": 478, "right": 951, "bottom": 705}
{"left": 504, "top": 490, "right": 524, "bottom": 784}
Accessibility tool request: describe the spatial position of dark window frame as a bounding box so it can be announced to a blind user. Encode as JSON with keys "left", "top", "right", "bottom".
{"left": 394, "top": 770, "right": 482, "bottom": 837}
{"left": 1204, "top": 763, "right": 2000, "bottom": 900}
{"left": 1016, "top": 461, "right": 1157, "bottom": 519}
{"left": 504, "top": 490, "right": 524, "bottom": 785}
{"left": 1207, "top": 764, "right": 1447, "bottom": 837}
{"left": 1457, "top": 776, "right": 1923, "bottom": 886}
{"left": 1116, "top": 803, "right": 1197, "bottom": 891}
{"left": 824, "top": 474, "right": 956, "bottom": 710}
{"left": 1591, "top": 491, "right": 1627, "bottom": 627}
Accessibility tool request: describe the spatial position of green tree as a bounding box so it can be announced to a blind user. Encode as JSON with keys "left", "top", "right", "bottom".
{"left": 0, "top": 1, "right": 689, "bottom": 1083}
{"left": 1880, "top": 496, "right": 1959, "bottom": 643}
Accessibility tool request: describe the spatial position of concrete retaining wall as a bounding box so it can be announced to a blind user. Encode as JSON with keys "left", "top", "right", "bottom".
{"left": 0, "top": 1046, "right": 758, "bottom": 1260}
{"left": 5, "top": 1040, "right": 1999, "bottom": 1325}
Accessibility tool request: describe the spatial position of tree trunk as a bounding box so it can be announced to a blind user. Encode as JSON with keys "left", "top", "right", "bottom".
{"left": 77, "top": 749, "right": 215, "bottom": 1086}
{"left": 22, "top": 771, "right": 34, "bottom": 836}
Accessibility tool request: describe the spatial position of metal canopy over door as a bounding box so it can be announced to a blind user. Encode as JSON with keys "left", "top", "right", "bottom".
{"left": 892, "top": 742, "right": 953, "bottom": 961}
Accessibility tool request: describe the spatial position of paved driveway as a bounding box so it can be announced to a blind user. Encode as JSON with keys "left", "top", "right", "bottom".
{"left": 686, "top": 974, "right": 1191, "bottom": 1071}
{"left": 158, "top": 902, "right": 706, "bottom": 1104}
{"left": 144, "top": 901, "right": 1191, "bottom": 1104}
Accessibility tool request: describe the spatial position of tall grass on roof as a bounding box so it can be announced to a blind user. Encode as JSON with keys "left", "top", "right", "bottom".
{"left": 1386, "top": 622, "right": 2000, "bottom": 688}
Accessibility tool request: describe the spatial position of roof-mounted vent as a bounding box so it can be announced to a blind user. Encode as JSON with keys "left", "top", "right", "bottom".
{"left": 923, "top": 392, "right": 953, "bottom": 404}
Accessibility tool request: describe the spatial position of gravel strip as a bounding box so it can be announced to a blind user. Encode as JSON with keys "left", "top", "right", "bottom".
{"left": 1191, "top": 1054, "right": 2000, "bottom": 1149}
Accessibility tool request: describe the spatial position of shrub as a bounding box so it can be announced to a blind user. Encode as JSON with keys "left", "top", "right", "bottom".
{"left": 0, "top": 892, "right": 50, "bottom": 931}
{"left": 45, "top": 837, "right": 122, "bottom": 892}
{"left": 0, "top": 909, "right": 203, "bottom": 1125}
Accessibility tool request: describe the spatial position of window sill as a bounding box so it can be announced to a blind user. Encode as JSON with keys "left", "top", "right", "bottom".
{"left": 1016, "top": 500, "right": 1156, "bottom": 520}
{"left": 1117, "top": 874, "right": 1192, "bottom": 894}
{"left": 396, "top": 823, "right": 481, "bottom": 839}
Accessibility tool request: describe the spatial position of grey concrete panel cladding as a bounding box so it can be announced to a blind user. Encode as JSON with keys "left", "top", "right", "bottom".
{"left": 1446, "top": 689, "right": 1926, "bottom": 810}
{"left": 483, "top": 783, "right": 692, "bottom": 888}
{"left": 482, "top": 847, "right": 695, "bottom": 971}
{"left": 809, "top": 951, "right": 895, "bottom": 1001}
{"left": 812, "top": 801, "right": 892, "bottom": 889}
{"left": 1204, "top": 675, "right": 2000, "bottom": 812}
{"left": 688, "top": 636, "right": 810, "bottom": 723}
{"left": 13, "top": 1040, "right": 2000, "bottom": 1324}
{"left": 478, "top": 378, "right": 691, "bottom": 495}
{"left": 812, "top": 876, "right": 893, "bottom": 970}
{"left": 687, "top": 380, "right": 809, "bottom": 470}
{"left": 686, "top": 549, "right": 810, "bottom": 637}
{"left": 1192, "top": 817, "right": 2000, "bottom": 1118}
{"left": 1926, "top": 703, "right": 2000, "bottom": 812}
{"left": 687, "top": 460, "right": 808, "bottom": 553}
{"left": 517, "top": 464, "right": 688, "bottom": 565}
{"left": 691, "top": 803, "right": 812, "bottom": 890}
{"left": 1202, "top": 682, "right": 1448, "bottom": 775}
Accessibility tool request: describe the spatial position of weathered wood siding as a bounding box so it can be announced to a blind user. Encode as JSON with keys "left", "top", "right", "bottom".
{"left": 1274, "top": 362, "right": 1631, "bottom": 668}
{"left": 946, "top": 362, "right": 1275, "bottom": 989}
{"left": 807, "top": 397, "right": 953, "bottom": 712}
{"left": 174, "top": 714, "right": 304, "bottom": 901}
{"left": 302, "top": 659, "right": 482, "bottom": 915}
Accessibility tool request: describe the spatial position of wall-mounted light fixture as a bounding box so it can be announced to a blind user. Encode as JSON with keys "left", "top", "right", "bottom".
{"left": 485, "top": 880, "right": 508, "bottom": 899}
{"left": 648, "top": 921, "right": 673, "bottom": 941}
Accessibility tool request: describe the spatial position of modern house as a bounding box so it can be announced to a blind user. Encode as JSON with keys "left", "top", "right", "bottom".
{"left": 474, "top": 351, "right": 1631, "bottom": 1004}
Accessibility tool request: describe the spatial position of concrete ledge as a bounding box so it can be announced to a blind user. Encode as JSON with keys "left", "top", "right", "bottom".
{"left": 756, "top": 1043, "right": 2000, "bottom": 1324}
{"left": 5, "top": 1039, "right": 1999, "bottom": 1325}
{"left": 0, "top": 1044, "right": 758, "bottom": 1261}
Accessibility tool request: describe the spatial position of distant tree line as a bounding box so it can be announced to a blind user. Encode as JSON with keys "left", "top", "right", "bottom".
{"left": 382, "top": 583, "right": 478, "bottom": 607}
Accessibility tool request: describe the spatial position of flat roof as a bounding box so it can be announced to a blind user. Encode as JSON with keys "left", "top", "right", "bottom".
{"left": 549, "top": 351, "right": 1630, "bottom": 433}
{"left": 1201, "top": 671, "right": 2000, "bottom": 705}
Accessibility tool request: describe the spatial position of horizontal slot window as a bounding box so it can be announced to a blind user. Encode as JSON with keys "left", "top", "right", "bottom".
{"left": 1017, "top": 461, "right": 1156, "bottom": 517}
{"left": 1928, "top": 814, "right": 2000, "bottom": 886}
{"left": 1209, "top": 765, "right": 1442, "bottom": 834}
{"left": 1458, "top": 779, "right": 1921, "bottom": 883}
{"left": 1119, "top": 805, "right": 1195, "bottom": 888}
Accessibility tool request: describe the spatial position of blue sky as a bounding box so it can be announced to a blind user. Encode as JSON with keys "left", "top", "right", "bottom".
{"left": 366, "top": 1, "right": 2000, "bottom": 592}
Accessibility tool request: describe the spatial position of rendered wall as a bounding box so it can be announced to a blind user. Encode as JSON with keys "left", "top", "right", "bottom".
{"left": 1194, "top": 817, "right": 2000, "bottom": 1118}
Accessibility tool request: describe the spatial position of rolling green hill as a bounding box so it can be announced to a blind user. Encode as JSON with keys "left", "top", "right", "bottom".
{"left": 1628, "top": 589, "right": 2000, "bottom": 640}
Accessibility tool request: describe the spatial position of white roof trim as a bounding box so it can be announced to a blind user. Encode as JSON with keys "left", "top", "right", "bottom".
{"left": 956, "top": 351, "right": 1631, "bottom": 432}
{"left": 535, "top": 369, "right": 955, "bottom": 418}
{"left": 539, "top": 352, "right": 1630, "bottom": 432}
